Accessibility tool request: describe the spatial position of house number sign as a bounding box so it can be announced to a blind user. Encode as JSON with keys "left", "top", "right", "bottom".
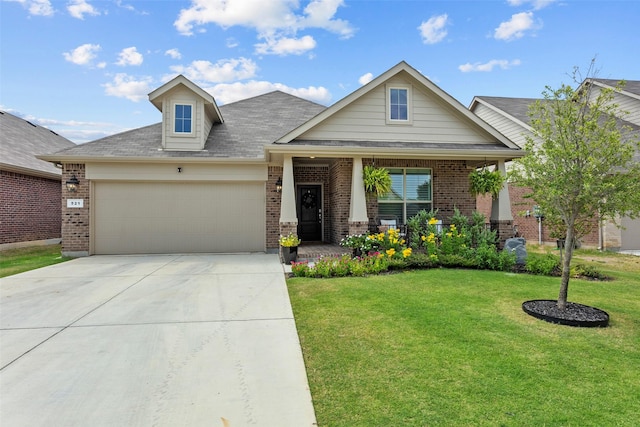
{"left": 67, "top": 199, "right": 84, "bottom": 208}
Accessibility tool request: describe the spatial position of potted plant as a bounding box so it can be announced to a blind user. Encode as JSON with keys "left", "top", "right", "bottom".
{"left": 363, "top": 165, "right": 392, "bottom": 197}
{"left": 279, "top": 232, "right": 302, "bottom": 264}
{"left": 469, "top": 167, "right": 505, "bottom": 199}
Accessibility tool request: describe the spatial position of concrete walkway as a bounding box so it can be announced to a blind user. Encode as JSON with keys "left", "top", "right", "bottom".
{"left": 0, "top": 254, "right": 316, "bottom": 426}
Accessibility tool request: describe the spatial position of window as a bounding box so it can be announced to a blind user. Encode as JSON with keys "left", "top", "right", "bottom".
{"left": 389, "top": 88, "right": 408, "bottom": 120}
{"left": 174, "top": 104, "right": 192, "bottom": 133}
{"left": 378, "top": 168, "right": 432, "bottom": 223}
{"left": 387, "top": 85, "right": 412, "bottom": 123}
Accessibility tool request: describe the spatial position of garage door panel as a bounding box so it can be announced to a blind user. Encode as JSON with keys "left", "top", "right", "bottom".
{"left": 94, "top": 182, "right": 265, "bottom": 254}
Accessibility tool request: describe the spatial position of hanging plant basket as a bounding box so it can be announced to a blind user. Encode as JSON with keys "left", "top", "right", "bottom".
{"left": 469, "top": 167, "right": 505, "bottom": 199}
{"left": 363, "top": 165, "right": 392, "bottom": 197}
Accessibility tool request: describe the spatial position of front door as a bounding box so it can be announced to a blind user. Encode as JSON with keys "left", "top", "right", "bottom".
{"left": 297, "top": 185, "right": 322, "bottom": 242}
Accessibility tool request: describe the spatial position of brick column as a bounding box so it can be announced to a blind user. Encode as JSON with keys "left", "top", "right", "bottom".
{"left": 61, "top": 164, "right": 90, "bottom": 257}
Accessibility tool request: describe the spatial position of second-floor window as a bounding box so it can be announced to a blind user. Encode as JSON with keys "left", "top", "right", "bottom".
{"left": 174, "top": 104, "right": 192, "bottom": 133}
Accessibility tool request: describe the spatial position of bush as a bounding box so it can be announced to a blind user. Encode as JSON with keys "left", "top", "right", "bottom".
{"left": 571, "top": 263, "right": 608, "bottom": 280}
{"left": 525, "top": 253, "right": 561, "bottom": 276}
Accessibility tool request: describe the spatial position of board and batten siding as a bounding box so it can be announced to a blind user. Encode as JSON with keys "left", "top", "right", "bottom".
{"left": 299, "top": 77, "right": 494, "bottom": 144}
{"left": 473, "top": 103, "right": 531, "bottom": 149}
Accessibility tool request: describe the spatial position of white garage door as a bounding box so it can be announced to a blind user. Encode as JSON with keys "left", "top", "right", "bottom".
{"left": 94, "top": 182, "right": 265, "bottom": 254}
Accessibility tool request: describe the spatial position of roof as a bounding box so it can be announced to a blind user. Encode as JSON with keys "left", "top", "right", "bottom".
{"left": 590, "top": 78, "right": 640, "bottom": 98}
{"left": 42, "top": 91, "right": 326, "bottom": 161}
{"left": 0, "top": 110, "right": 75, "bottom": 178}
{"left": 470, "top": 96, "right": 539, "bottom": 129}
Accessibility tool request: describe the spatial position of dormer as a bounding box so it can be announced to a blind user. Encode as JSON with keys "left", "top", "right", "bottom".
{"left": 148, "top": 75, "right": 223, "bottom": 151}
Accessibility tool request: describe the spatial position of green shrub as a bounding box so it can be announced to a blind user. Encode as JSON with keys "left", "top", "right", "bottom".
{"left": 525, "top": 253, "right": 561, "bottom": 276}
{"left": 571, "top": 263, "right": 608, "bottom": 280}
{"left": 438, "top": 254, "right": 478, "bottom": 269}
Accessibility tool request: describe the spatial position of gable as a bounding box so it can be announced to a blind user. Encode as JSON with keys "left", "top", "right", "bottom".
{"left": 278, "top": 62, "right": 518, "bottom": 149}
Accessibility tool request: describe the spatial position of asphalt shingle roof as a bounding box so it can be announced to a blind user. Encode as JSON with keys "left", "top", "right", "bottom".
{"left": 49, "top": 91, "right": 326, "bottom": 160}
{"left": 0, "top": 111, "right": 75, "bottom": 176}
{"left": 592, "top": 78, "right": 640, "bottom": 97}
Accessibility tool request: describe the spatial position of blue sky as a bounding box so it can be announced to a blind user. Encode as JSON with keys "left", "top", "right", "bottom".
{"left": 1, "top": 0, "right": 638, "bottom": 144}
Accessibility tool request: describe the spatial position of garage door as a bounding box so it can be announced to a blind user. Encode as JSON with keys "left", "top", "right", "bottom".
{"left": 621, "top": 217, "right": 640, "bottom": 251}
{"left": 94, "top": 182, "right": 265, "bottom": 254}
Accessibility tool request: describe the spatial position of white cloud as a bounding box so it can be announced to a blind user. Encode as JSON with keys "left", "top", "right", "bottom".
{"left": 173, "top": 0, "right": 354, "bottom": 56}
{"left": 116, "top": 46, "right": 143, "bottom": 66}
{"left": 169, "top": 57, "right": 258, "bottom": 83}
{"left": 358, "top": 72, "right": 373, "bottom": 85}
{"left": 226, "top": 38, "right": 239, "bottom": 48}
{"left": 62, "top": 43, "right": 101, "bottom": 66}
{"left": 458, "top": 59, "right": 522, "bottom": 72}
{"left": 9, "top": 0, "right": 54, "bottom": 16}
{"left": 67, "top": 0, "right": 100, "bottom": 19}
{"left": 418, "top": 14, "right": 449, "bottom": 45}
{"left": 103, "top": 73, "right": 153, "bottom": 102}
{"left": 207, "top": 80, "right": 331, "bottom": 105}
{"left": 494, "top": 12, "right": 537, "bottom": 41}
{"left": 507, "top": 0, "right": 555, "bottom": 10}
{"left": 165, "top": 48, "right": 182, "bottom": 59}
{"left": 255, "top": 35, "right": 316, "bottom": 56}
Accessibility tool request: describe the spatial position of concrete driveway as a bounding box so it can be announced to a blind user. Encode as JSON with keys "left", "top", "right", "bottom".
{"left": 0, "top": 254, "right": 316, "bottom": 426}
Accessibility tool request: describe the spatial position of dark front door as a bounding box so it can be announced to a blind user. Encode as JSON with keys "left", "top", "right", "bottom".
{"left": 297, "top": 185, "right": 322, "bottom": 242}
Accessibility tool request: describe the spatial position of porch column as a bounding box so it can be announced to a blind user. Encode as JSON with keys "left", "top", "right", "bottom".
{"left": 349, "top": 156, "right": 369, "bottom": 235}
{"left": 279, "top": 155, "right": 298, "bottom": 235}
{"left": 490, "top": 160, "right": 514, "bottom": 248}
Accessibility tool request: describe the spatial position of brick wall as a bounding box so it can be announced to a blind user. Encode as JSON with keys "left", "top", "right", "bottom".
{"left": 266, "top": 166, "right": 282, "bottom": 249}
{"left": 0, "top": 170, "right": 62, "bottom": 244}
{"left": 363, "top": 159, "right": 476, "bottom": 222}
{"left": 328, "top": 158, "right": 353, "bottom": 243}
{"left": 61, "top": 164, "right": 90, "bottom": 255}
{"left": 489, "top": 183, "right": 599, "bottom": 247}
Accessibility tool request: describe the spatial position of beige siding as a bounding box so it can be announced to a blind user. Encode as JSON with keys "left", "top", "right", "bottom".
{"left": 162, "top": 86, "right": 205, "bottom": 151}
{"left": 300, "top": 76, "right": 492, "bottom": 144}
{"left": 93, "top": 181, "right": 265, "bottom": 254}
{"left": 86, "top": 163, "right": 267, "bottom": 181}
{"left": 473, "top": 104, "right": 531, "bottom": 148}
{"left": 589, "top": 87, "right": 640, "bottom": 126}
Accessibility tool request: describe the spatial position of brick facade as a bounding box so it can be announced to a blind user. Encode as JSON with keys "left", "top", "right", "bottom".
{"left": 271, "top": 158, "right": 483, "bottom": 247}
{"left": 266, "top": 166, "right": 283, "bottom": 250}
{"left": 0, "top": 170, "right": 62, "bottom": 245}
{"left": 61, "top": 164, "right": 90, "bottom": 256}
{"left": 479, "top": 184, "right": 599, "bottom": 247}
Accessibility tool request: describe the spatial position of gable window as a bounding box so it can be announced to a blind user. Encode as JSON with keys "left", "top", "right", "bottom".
{"left": 174, "top": 104, "right": 192, "bottom": 133}
{"left": 387, "top": 84, "right": 412, "bottom": 124}
{"left": 378, "top": 168, "right": 432, "bottom": 223}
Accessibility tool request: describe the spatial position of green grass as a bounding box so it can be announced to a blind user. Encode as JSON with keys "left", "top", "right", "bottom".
{"left": 0, "top": 244, "right": 70, "bottom": 278}
{"left": 288, "top": 253, "right": 640, "bottom": 426}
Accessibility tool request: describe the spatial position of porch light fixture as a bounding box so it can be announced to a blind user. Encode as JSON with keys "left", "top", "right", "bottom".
{"left": 66, "top": 174, "right": 80, "bottom": 192}
{"left": 275, "top": 177, "right": 283, "bottom": 193}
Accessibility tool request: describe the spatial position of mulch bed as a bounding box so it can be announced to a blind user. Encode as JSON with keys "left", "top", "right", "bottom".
{"left": 522, "top": 300, "right": 610, "bottom": 327}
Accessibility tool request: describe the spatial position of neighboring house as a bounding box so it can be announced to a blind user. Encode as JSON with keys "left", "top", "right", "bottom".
{"left": 40, "top": 61, "right": 522, "bottom": 257}
{"left": 470, "top": 78, "right": 640, "bottom": 251}
{"left": 0, "top": 111, "right": 75, "bottom": 248}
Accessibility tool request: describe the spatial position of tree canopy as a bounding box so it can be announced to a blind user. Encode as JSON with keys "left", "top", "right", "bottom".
{"left": 509, "top": 66, "right": 640, "bottom": 309}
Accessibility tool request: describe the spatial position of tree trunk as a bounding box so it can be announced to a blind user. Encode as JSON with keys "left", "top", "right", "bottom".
{"left": 557, "top": 223, "right": 576, "bottom": 310}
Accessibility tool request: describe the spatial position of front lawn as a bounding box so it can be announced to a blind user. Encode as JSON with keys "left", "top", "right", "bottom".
{"left": 288, "top": 257, "right": 640, "bottom": 426}
{"left": 0, "top": 244, "right": 70, "bottom": 278}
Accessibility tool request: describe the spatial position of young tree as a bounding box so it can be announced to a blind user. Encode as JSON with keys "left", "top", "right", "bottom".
{"left": 510, "top": 64, "right": 640, "bottom": 310}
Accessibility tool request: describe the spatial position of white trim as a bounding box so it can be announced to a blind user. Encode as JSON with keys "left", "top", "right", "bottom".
{"left": 171, "top": 101, "right": 195, "bottom": 137}
{"left": 386, "top": 84, "right": 413, "bottom": 125}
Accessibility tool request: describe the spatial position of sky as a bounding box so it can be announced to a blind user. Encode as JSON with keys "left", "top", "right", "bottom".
{"left": 1, "top": 0, "right": 638, "bottom": 144}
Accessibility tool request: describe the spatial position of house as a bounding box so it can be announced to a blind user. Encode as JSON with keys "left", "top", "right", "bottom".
{"left": 470, "top": 78, "right": 640, "bottom": 251}
{"left": 40, "top": 61, "right": 522, "bottom": 257}
{"left": 0, "top": 111, "right": 75, "bottom": 248}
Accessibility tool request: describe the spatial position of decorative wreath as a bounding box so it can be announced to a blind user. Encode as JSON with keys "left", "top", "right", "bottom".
{"left": 301, "top": 192, "right": 317, "bottom": 209}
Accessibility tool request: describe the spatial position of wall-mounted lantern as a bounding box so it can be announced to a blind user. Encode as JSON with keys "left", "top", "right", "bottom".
{"left": 275, "top": 177, "right": 283, "bottom": 193}
{"left": 66, "top": 174, "right": 80, "bottom": 192}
